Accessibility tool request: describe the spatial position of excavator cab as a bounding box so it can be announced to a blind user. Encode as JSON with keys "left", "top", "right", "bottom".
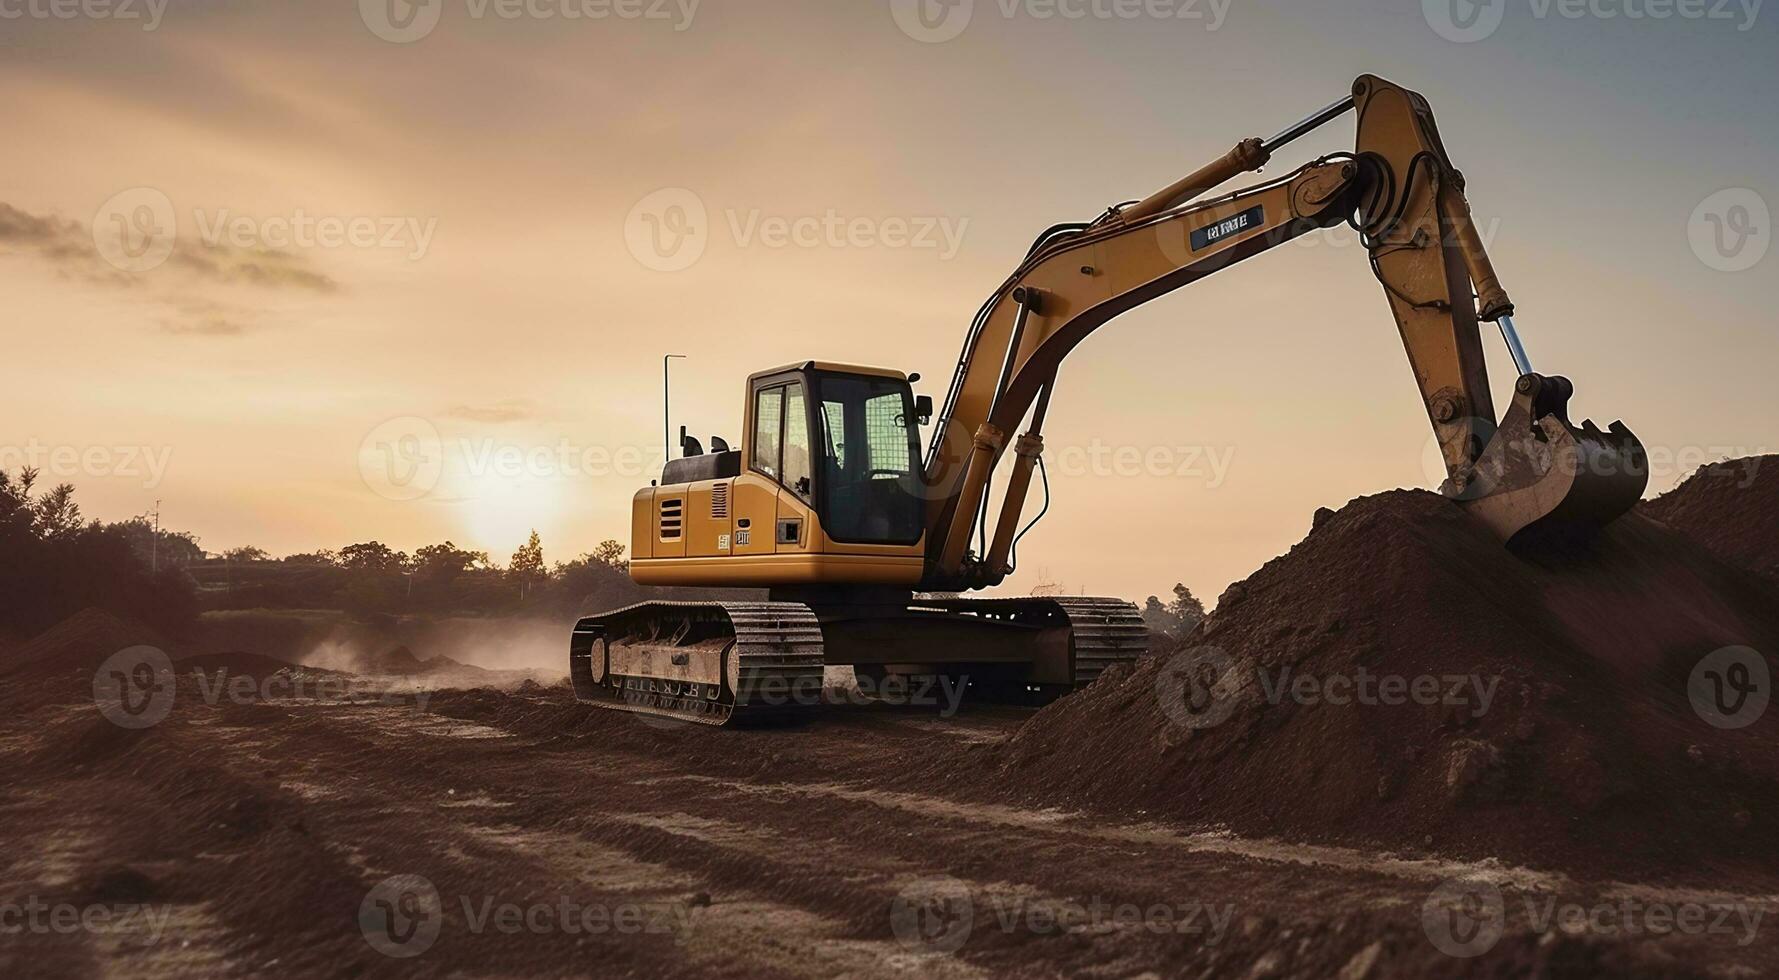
{"left": 629, "top": 362, "right": 931, "bottom": 590}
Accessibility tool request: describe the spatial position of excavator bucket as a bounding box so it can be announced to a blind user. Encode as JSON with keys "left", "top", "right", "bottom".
{"left": 1450, "top": 373, "right": 1648, "bottom": 547}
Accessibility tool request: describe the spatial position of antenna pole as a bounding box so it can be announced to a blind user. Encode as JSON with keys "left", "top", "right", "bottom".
{"left": 663, "top": 354, "right": 687, "bottom": 465}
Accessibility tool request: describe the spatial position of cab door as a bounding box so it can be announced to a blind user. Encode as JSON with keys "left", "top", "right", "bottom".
{"left": 741, "top": 375, "right": 820, "bottom": 556}
{"left": 773, "top": 382, "right": 817, "bottom": 555}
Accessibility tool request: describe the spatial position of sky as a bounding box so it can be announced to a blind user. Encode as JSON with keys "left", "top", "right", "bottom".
{"left": 1, "top": 0, "right": 1775, "bottom": 604}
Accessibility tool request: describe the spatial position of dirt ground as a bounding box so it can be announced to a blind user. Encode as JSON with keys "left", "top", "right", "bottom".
{"left": 4, "top": 466, "right": 1775, "bottom": 978}
{"left": 2, "top": 671, "right": 1774, "bottom": 979}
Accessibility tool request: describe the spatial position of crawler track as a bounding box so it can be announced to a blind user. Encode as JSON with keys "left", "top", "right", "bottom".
{"left": 570, "top": 601, "right": 825, "bottom": 726}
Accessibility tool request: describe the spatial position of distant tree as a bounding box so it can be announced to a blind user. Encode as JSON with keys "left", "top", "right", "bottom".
{"left": 281, "top": 549, "right": 340, "bottom": 567}
{"left": 509, "top": 530, "right": 545, "bottom": 599}
{"left": 31, "top": 483, "right": 84, "bottom": 538}
{"left": 222, "top": 546, "right": 271, "bottom": 562}
{"left": 590, "top": 539, "right": 626, "bottom": 569}
{"left": 1027, "top": 568, "right": 1064, "bottom": 597}
{"left": 413, "top": 541, "right": 488, "bottom": 582}
{"left": 111, "top": 516, "right": 204, "bottom": 568}
{"left": 549, "top": 541, "right": 649, "bottom": 616}
{"left": 0, "top": 469, "right": 196, "bottom": 636}
{"left": 1141, "top": 595, "right": 1172, "bottom": 634}
{"left": 1142, "top": 584, "right": 1207, "bottom": 640}
{"left": 1168, "top": 583, "right": 1206, "bottom": 634}
{"left": 340, "top": 541, "right": 407, "bottom": 572}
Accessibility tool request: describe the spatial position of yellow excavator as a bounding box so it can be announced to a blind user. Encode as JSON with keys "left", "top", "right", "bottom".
{"left": 570, "top": 74, "right": 1648, "bottom": 725}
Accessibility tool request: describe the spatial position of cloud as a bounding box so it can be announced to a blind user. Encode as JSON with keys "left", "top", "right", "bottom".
{"left": 0, "top": 200, "right": 337, "bottom": 293}
{"left": 170, "top": 246, "right": 339, "bottom": 293}
{"left": 444, "top": 400, "right": 542, "bottom": 424}
{"left": 159, "top": 315, "right": 248, "bottom": 337}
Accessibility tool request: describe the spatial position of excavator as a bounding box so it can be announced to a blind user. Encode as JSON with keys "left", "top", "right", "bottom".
{"left": 570, "top": 74, "right": 1649, "bottom": 725}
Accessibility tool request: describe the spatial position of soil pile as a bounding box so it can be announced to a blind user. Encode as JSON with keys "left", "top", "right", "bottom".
{"left": 1, "top": 606, "right": 170, "bottom": 677}
{"left": 943, "top": 489, "right": 1779, "bottom": 880}
{"left": 1640, "top": 455, "right": 1779, "bottom": 578}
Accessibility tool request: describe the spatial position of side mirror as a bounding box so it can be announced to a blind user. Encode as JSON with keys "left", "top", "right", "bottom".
{"left": 914, "top": 394, "right": 934, "bottom": 425}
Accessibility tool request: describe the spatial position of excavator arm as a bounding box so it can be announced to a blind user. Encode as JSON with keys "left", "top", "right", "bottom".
{"left": 920, "top": 74, "right": 1646, "bottom": 591}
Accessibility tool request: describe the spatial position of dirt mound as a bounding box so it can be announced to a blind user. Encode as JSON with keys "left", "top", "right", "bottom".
{"left": 1640, "top": 455, "right": 1778, "bottom": 578}
{"left": 939, "top": 490, "right": 1779, "bottom": 881}
{"left": 1, "top": 607, "right": 171, "bottom": 677}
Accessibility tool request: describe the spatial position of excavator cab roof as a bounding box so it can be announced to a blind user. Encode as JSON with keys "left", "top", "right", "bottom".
{"left": 747, "top": 361, "right": 908, "bottom": 384}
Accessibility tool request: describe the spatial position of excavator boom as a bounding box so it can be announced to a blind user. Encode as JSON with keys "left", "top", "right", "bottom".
{"left": 920, "top": 74, "right": 1647, "bottom": 590}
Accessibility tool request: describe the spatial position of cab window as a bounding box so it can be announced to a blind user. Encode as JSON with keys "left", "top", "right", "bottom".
{"left": 752, "top": 382, "right": 813, "bottom": 501}
{"left": 815, "top": 374, "right": 922, "bottom": 545}
{"left": 753, "top": 386, "right": 783, "bottom": 479}
{"left": 783, "top": 384, "right": 813, "bottom": 501}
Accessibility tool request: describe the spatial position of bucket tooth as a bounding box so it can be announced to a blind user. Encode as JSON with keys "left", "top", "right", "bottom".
{"left": 1449, "top": 374, "right": 1647, "bottom": 547}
